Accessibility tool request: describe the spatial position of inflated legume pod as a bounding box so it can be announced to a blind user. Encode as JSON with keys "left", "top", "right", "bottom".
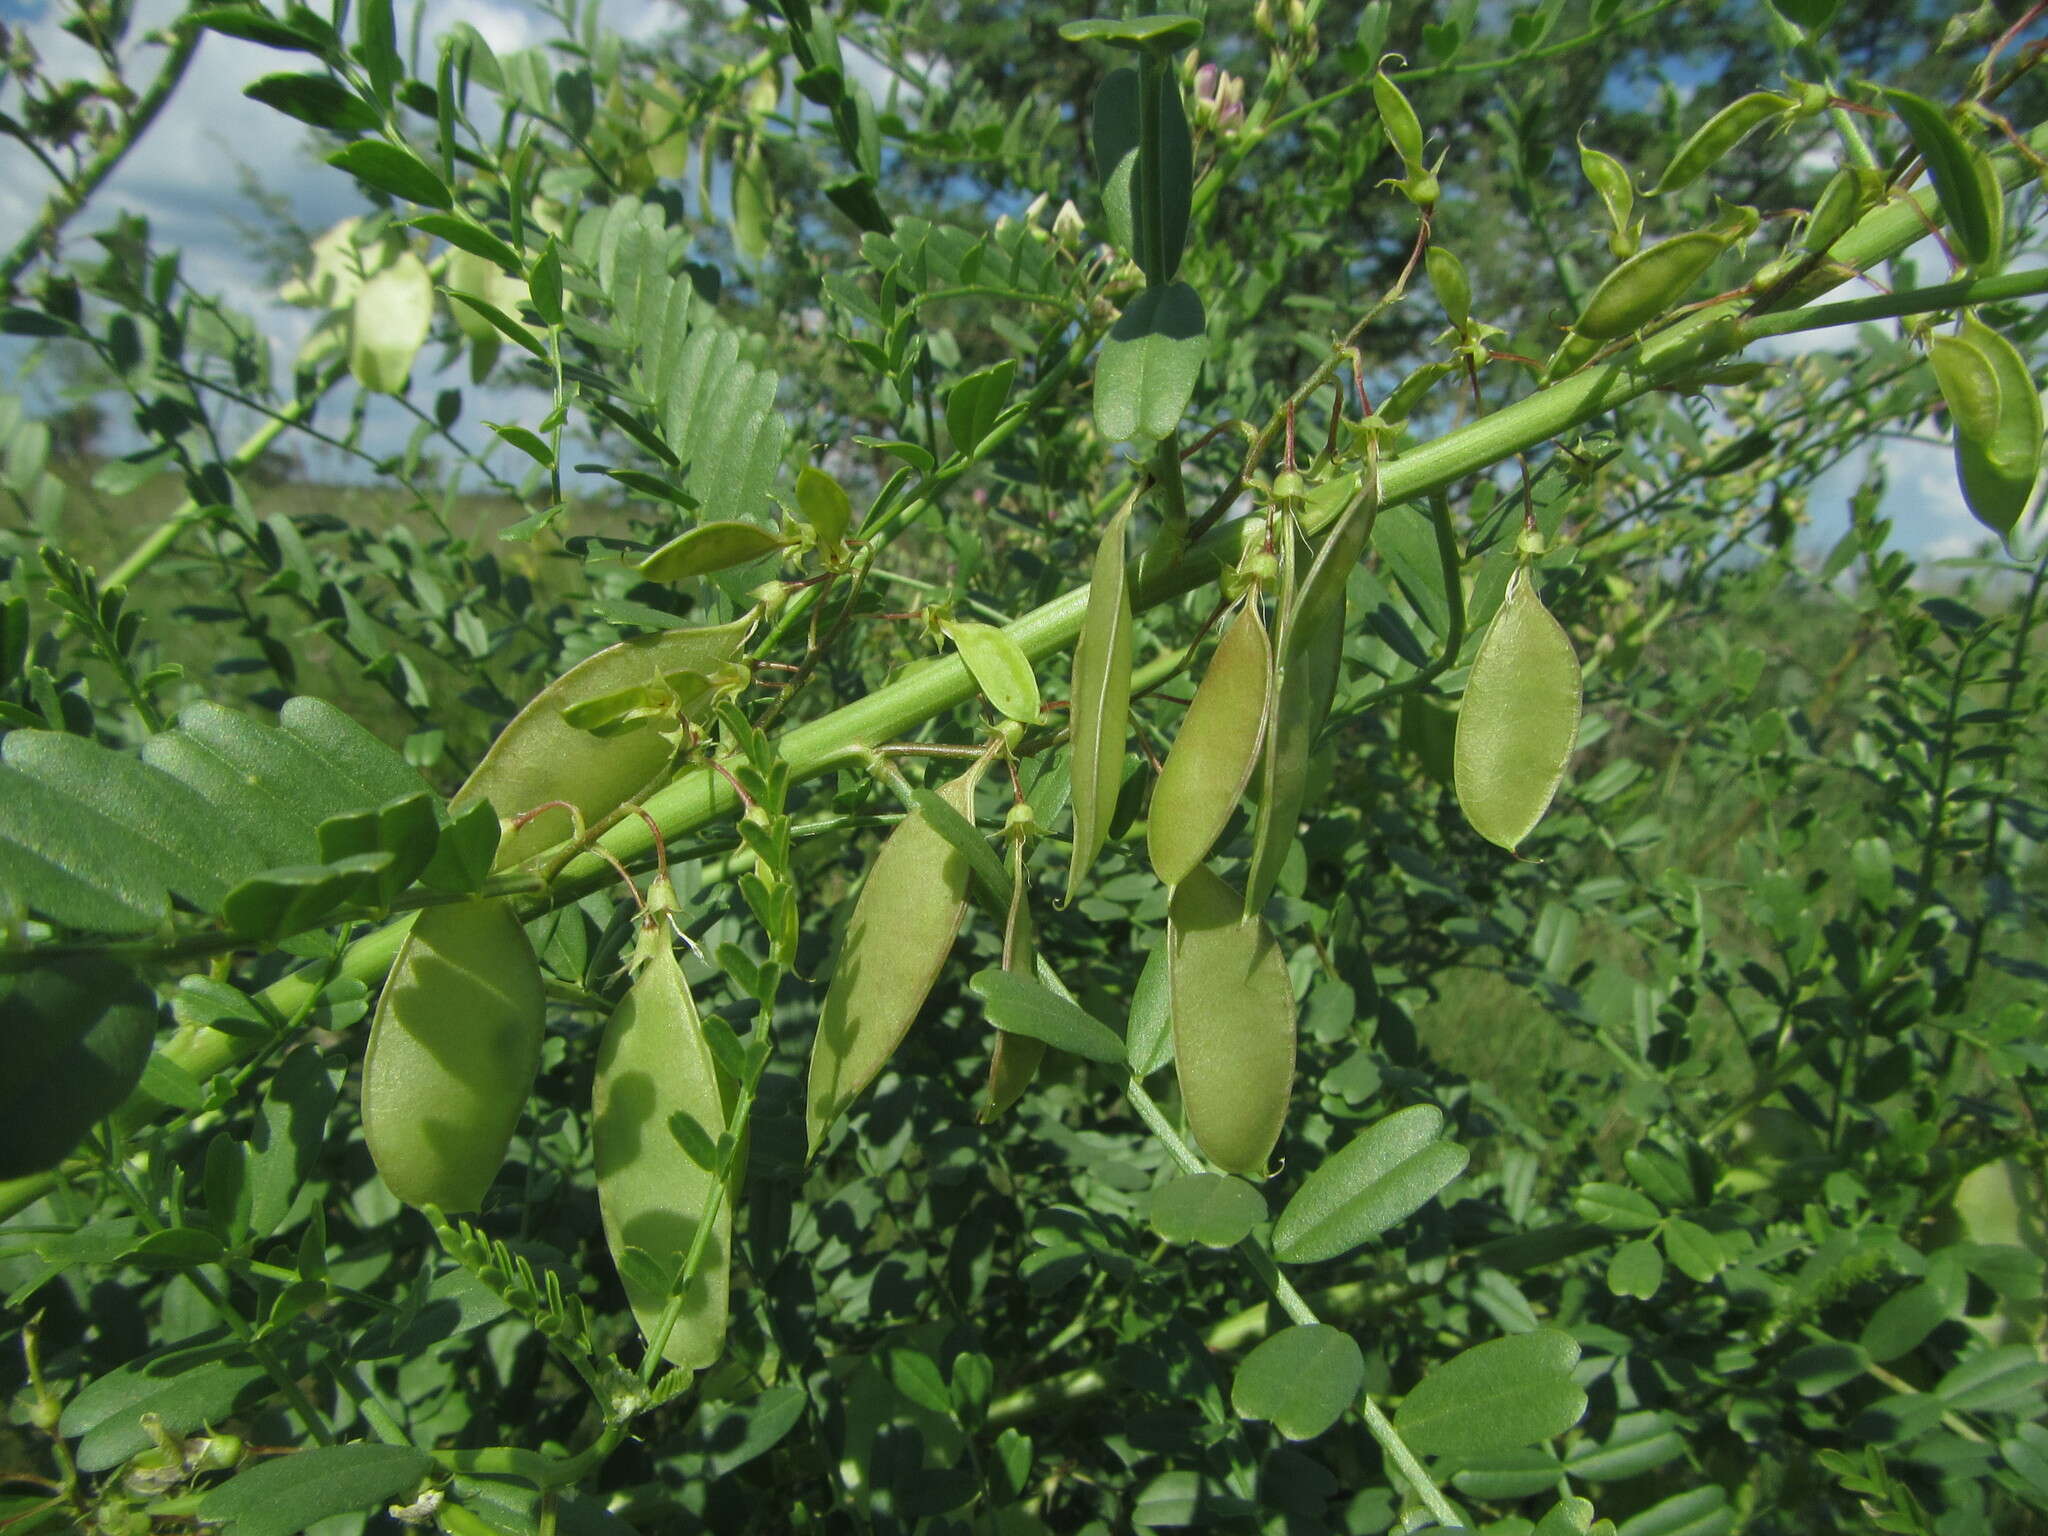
{"left": 806, "top": 764, "right": 982, "bottom": 1154}
{"left": 1646, "top": 91, "right": 1791, "bottom": 197}
{"left": 1570, "top": 230, "right": 1729, "bottom": 343}
{"left": 593, "top": 911, "right": 730, "bottom": 1369}
{"left": 1168, "top": 865, "right": 1295, "bottom": 1178}
{"left": 983, "top": 881, "right": 1045, "bottom": 1121}
{"left": 1453, "top": 564, "right": 1581, "bottom": 853}
{"left": 1930, "top": 314, "right": 2042, "bottom": 542}
{"left": 1066, "top": 510, "right": 1134, "bottom": 903}
{"left": 1243, "top": 594, "right": 1344, "bottom": 918}
{"left": 452, "top": 619, "right": 750, "bottom": 871}
{"left": 1148, "top": 602, "right": 1272, "bottom": 888}
{"left": 361, "top": 898, "right": 545, "bottom": 1210}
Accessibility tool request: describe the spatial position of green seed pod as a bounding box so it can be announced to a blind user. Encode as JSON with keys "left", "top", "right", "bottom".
{"left": 1148, "top": 602, "right": 1274, "bottom": 888}
{"left": 1647, "top": 91, "right": 1792, "bottom": 197}
{"left": 349, "top": 251, "right": 434, "bottom": 395}
{"left": 793, "top": 464, "right": 853, "bottom": 555}
{"left": 1572, "top": 230, "right": 1729, "bottom": 342}
{"left": 453, "top": 620, "right": 750, "bottom": 871}
{"left": 0, "top": 958, "right": 157, "bottom": 1179}
{"left": 593, "top": 905, "right": 730, "bottom": 1369}
{"left": 1425, "top": 244, "right": 1472, "bottom": 332}
{"left": 983, "top": 878, "right": 1045, "bottom": 1121}
{"left": 1932, "top": 315, "right": 2043, "bottom": 543}
{"left": 445, "top": 248, "right": 529, "bottom": 346}
{"left": 362, "top": 899, "right": 546, "bottom": 1210}
{"left": 1372, "top": 70, "right": 1424, "bottom": 170}
{"left": 1168, "top": 865, "right": 1295, "bottom": 1178}
{"left": 1800, "top": 166, "right": 1883, "bottom": 256}
{"left": 1243, "top": 595, "right": 1344, "bottom": 918}
{"left": 1578, "top": 135, "right": 1635, "bottom": 245}
{"left": 1453, "top": 564, "right": 1582, "bottom": 853}
{"left": 807, "top": 765, "right": 982, "bottom": 1153}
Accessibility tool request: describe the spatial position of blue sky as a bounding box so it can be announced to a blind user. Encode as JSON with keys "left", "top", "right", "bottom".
{"left": 0, "top": 0, "right": 2037, "bottom": 559}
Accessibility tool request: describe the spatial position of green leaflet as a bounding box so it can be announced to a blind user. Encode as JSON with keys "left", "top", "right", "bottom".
{"left": 638, "top": 521, "right": 788, "bottom": 583}
{"left": 1168, "top": 865, "right": 1295, "bottom": 1178}
{"left": 594, "top": 928, "right": 730, "bottom": 1369}
{"left": 348, "top": 251, "right": 434, "bottom": 394}
{"left": 1232, "top": 1324, "right": 1366, "bottom": 1442}
{"left": 806, "top": 766, "right": 981, "bottom": 1154}
{"left": 0, "top": 957, "right": 158, "bottom": 1178}
{"left": 599, "top": 207, "right": 788, "bottom": 526}
{"left": 1453, "top": 565, "right": 1582, "bottom": 852}
{"left": 793, "top": 465, "right": 853, "bottom": 553}
{"left": 1089, "top": 62, "right": 1193, "bottom": 282}
{"left": 1271, "top": 1104, "right": 1470, "bottom": 1264}
{"left": 1149, "top": 601, "right": 1272, "bottom": 889}
{"left": 1094, "top": 281, "right": 1207, "bottom": 443}
{"left": 361, "top": 899, "right": 545, "bottom": 1211}
{"left": 0, "top": 697, "right": 427, "bottom": 934}
{"left": 1066, "top": 509, "right": 1134, "bottom": 903}
{"left": 1886, "top": 88, "right": 2002, "bottom": 270}
{"left": 945, "top": 619, "right": 1042, "bottom": 723}
{"left": 452, "top": 619, "right": 750, "bottom": 871}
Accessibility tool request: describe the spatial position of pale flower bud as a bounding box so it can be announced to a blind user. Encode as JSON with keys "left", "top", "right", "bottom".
{"left": 1052, "top": 199, "right": 1085, "bottom": 249}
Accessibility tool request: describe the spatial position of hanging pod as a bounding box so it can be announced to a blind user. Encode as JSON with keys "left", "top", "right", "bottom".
{"left": 1569, "top": 230, "right": 1730, "bottom": 344}
{"left": 983, "top": 874, "right": 1046, "bottom": 1121}
{"left": 452, "top": 619, "right": 751, "bottom": 871}
{"left": 1453, "top": 564, "right": 1582, "bottom": 853}
{"left": 362, "top": 898, "right": 546, "bottom": 1211}
{"left": 1243, "top": 594, "right": 1344, "bottom": 919}
{"left": 1168, "top": 865, "right": 1296, "bottom": 1178}
{"left": 1148, "top": 602, "right": 1274, "bottom": 889}
{"left": 806, "top": 764, "right": 983, "bottom": 1154}
{"left": 593, "top": 903, "right": 731, "bottom": 1370}
{"left": 1929, "top": 315, "right": 2042, "bottom": 543}
{"left": 1066, "top": 510, "right": 1134, "bottom": 903}
{"left": 1645, "top": 91, "right": 1792, "bottom": 198}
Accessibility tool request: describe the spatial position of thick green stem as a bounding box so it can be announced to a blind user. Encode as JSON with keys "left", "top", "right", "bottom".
{"left": 1, "top": 129, "right": 2038, "bottom": 1226}
{"left": 104, "top": 364, "right": 348, "bottom": 589}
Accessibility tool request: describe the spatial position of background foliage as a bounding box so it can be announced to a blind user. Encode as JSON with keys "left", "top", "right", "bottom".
{"left": 2, "top": 0, "right": 2046, "bottom": 1533}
